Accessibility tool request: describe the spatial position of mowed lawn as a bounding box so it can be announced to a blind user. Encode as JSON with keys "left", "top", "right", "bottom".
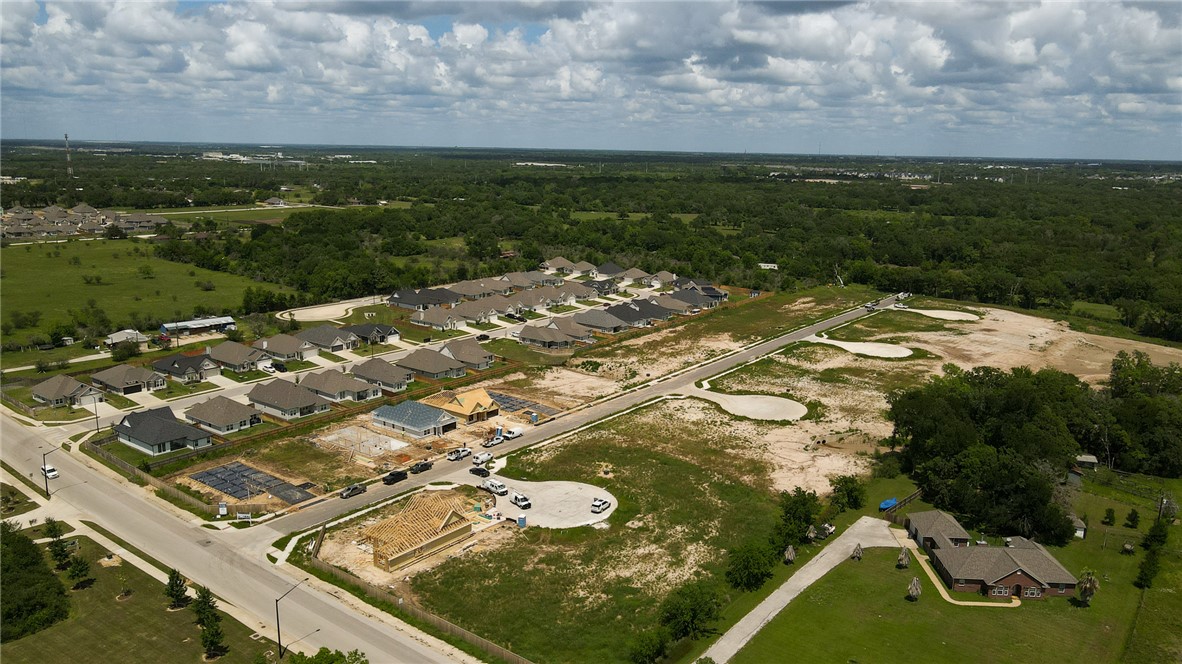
{"left": 0, "top": 537, "right": 271, "bottom": 664}
{"left": 0, "top": 239, "right": 293, "bottom": 341}
{"left": 411, "top": 399, "right": 781, "bottom": 664}
{"left": 734, "top": 483, "right": 1173, "bottom": 664}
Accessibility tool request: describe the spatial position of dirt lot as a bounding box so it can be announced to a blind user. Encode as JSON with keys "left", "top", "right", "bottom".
{"left": 711, "top": 305, "right": 1182, "bottom": 493}
{"left": 571, "top": 331, "right": 743, "bottom": 385}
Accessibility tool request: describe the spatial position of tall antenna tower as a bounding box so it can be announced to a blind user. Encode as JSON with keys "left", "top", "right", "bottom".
{"left": 64, "top": 133, "right": 74, "bottom": 177}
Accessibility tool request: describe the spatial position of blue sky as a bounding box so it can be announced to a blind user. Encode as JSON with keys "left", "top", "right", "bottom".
{"left": 2, "top": 1, "right": 1179, "bottom": 160}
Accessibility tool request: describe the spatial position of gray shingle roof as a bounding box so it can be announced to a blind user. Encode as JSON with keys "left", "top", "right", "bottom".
{"left": 937, "top": 538, "right": 1077, "bottom": 587}
{"left": 572, "top": 261, "right": 596, "bottom": 272}
{"left": 340, "top": 323, "right": 397, "bottom": 340}
{"left": 396, "top": 349, "right": 466, "bottom": 375}
{"left": 574, "top": 309, "right": 629, "bottom": 330}
{"left": 373, "top": 401, "right": 457, "bottom": 430}
{"left": 248, "top": 380, "right": 330, "bottom": 410}
{"left": 443, "top": 338, "right": 493, "bottom": 366}
{"left": 209, "top": 341, "right": 265, "bottom": 367}
{"left": 91, "top": 364, "right": 164, "bottom": 388}
{"left": 299, "top": 370, "right": 373, "bottom": 395}
{"left": 296, "top": 325, "right": 359, "bottom": 349}
{"left": 116, "top": 407, "right": 208, "bottom": 446}
{"left": 32, "top": 374, "right": 97, "bottom": 402}
{"left": 597, "top": 262, "right": 626, "bottom": 276}
{"left": 520, "top": 325, "right": 577, "bottom": 345}
{"left": 253, "top": 334, "right": 311, "bottom": 356}
{"left": 352, "top": 358, "right": 412, "bottom": 386}
{"left": 152, "top": 353, "right": 217, "bottom": 376}
{"left": 185, "top": 396, "right": 259, "bottom": 428}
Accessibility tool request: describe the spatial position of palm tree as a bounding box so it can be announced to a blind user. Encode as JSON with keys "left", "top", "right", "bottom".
{"left": 851, "top": 543, "right": 863, "bottom": 561}
{"left": 783, "top": 545, "right": 796, "bottom": 565}
{"left": 908, "top": 576, "right": 922, "bottom": 601}
{"left": 897, "top": 547, "right": 911, "bottom": 569}
{"left": 1077, "top": 570, "right": 1100, "bottom": 607}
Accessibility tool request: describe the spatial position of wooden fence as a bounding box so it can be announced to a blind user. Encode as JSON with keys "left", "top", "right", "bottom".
{"left": 304, "top": 556, "right": 534, "bottom": 664}
{"left": 884, "top": 489, "right": 923, "bottom": 525}
{"left": 83, "top": 436, "right": 270, "bottom": 515}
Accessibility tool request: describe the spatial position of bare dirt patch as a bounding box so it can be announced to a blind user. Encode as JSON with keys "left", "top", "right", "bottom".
{"left": 492, "top": 367, "right": 619, "bottom": 409}
{"left": 574, "top": 333, "right": 744, "bottom": 385}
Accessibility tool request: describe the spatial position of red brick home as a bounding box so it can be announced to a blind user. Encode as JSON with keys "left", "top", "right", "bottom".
{"left": 906, "top": 510, "right": 1076, "bottom": 600}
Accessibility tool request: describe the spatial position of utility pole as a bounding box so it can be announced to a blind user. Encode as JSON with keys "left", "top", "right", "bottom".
{"left": 275, "top": 577, "right": 309, "bottom": 659}
{"left": 64, "top": 134, "right": 74, "bottom": 177}
{"left": 41, "top": 448, "right": 58, "bottom": 500}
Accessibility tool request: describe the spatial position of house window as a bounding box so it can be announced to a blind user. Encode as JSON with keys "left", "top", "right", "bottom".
{"left": 991, "top": 586, "right": 1009, "bottom": 596}
{"left": 1024, "top": 587, "right": 1041, "bottom": 597}
{"left": 956, "top": 579, "right": 965, "bottom": 585}
{"left": 1058, "top": 584, "right": 1066, "bottom": 591}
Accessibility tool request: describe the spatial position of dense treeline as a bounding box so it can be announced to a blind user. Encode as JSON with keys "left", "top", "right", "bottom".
{"left": 888, "top": 352, "right": 1182, "bottom": 545}
{"left": 0, "top": 521, "right": 69, "bottom": 642}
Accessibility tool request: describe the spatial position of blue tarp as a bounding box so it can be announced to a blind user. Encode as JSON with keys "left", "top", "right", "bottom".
{"left": 879, "top": 497, "right": 898, "bottom": 511}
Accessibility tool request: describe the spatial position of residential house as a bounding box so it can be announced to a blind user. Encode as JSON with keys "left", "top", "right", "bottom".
{"left": 351, "top": 358, "right": 412, "bottom": 394}
{"left": 669, "top": 288, "right": 718, "bottom": 310}
{"left": 410, "top": 307, "right": 460, "bottom": 331}
{"left": 451, "top": 299, "right": 498, "bottom": 325}
{"left": 571, "top": 261, "right": 598, "bottom": 278}
{"left": 298, "top": 370, "right": 380, "bottom": 402}
{"left": 247, "top": 380, "right": 332, "bottom": 420}
{"left": 604, "top": 301, "right": 668, "bottom": 328}
{"left": 340, "top": 323, "right": 399, "bottom": 346}
{"left": 185, "top": 396, "right": 262, "bottom": 434}
{"left": 421, "top": 388, "right": 500, "bottom": 423}
{"left": 597, "top": 262, "right": 626, "bottom": 280}
{"left": 32, "top": 375, "right": 104, "bottom": 407}
{"left": 480, "top": 294, "right": 523, "bottom": 317}
{"left": 152, "top": 353, "right": 220, "bottom": 383}
{"left": 388, "top": 288, "right": 462, "bottom": 311}
{"left": 209, "top": 341, "right": 269, "bottom": 373}
{"left": 396, "top": 349, "right": 467, "bottom": 380}
{"left": 519, "top": 325, "right": 580, "bottom": 350}
{"left": 449, "top": 279, "right": 510, "bottom": 300}
{"left": 619, "top": 267, "right": 653, "bottom": 286}
{"left": 1075, "top": 454, "right": 1099, "bottom": 470}
{"left": 651, "top": 270, "right": 678, "bottom": 288}
{"left": 104, "top": 329, "right": 149, "bottom": 347}
{"left": 91, "top": 365, "right": 167, "bottom": 395}
{"left": 629, "top": 298, "right": 676, "bottom": 321}
{"left": 361, "top": 491, "right": 479, "bottom": 571}
{"left": 115, "top": 407, "right": 212, "bottom": 456}
{"left": 675, "top": 278, "right": 729, "bottom": 302}
{"left": 585, "top": 279, "right": 620, "bottom": 297}
{"left": 533, "top": 285, "right": 576, "bottom": 308}
{"left": 441, "top": 338, "right": 494, "bottom": 370}
{"left": 508, "top": 289, "right": 552, "bottom": 312}
{"left": 650, "top": 295, "right": 694, "bottom": 315}
{"left": 372, "top": 401, "right": 458, "bottom": 438}
{"left": 573, "top": 310, "right": 629, "bottom": 334}
{"left": 547, "top": 317, "right": 594, "bottom": 342}
{"left": 557, "top": 282, "right": 596, "bottom": 301}
{"left": 253, "top": 334, "right": 318, "bottom": 361}
{"left": 296, "top": 325, "right": 360, "bottom": 352}
{"left": 905, "top": 510, "right": 1076, "bottom": 600}
{"left": 541, "top": 257, "right": 576, "bottom": 274}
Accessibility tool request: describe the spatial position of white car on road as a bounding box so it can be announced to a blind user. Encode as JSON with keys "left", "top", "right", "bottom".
{"left": 473, "top": 452, "right": 494, "bottom": 465}
{"left": 591, "top": 497, "right": 611, "bottom": 514}
{"left": 41, "top": 465, "right": 59, "bottom": 479}
{"left": 447, "top": 448, "right": 472, "bottom": 461}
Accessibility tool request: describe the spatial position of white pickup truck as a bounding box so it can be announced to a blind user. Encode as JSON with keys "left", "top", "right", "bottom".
{"left": 481, "top": 478, "right": 508, "bottom": 496}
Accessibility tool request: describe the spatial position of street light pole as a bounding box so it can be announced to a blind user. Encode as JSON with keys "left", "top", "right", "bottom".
{"left": 275, "top": 577, "right": 308, "bottom": 659}
{"left": 41, "top": 448, "right": 57, "bottom": 500}
{"left": 90, "top": 394, "right": 101, "bottom": 434}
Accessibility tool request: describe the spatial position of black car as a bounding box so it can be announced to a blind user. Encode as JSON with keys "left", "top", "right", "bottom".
{"left": 469, "top": 466, "right": 490, "bottom": 478}
{"left": 507, "top": 314, "right": 525, "bottom": 322}
{"left": 409, "top": 460, "right": 433, "bottom": 474}
{"left": 476, "top": 334, "right": 490, "bottom": 341}
{"left": 382, "top": 470, "right": 408, "bottom": 485}
{"left": 271, "top": 361, "right": 288, "bottom": 372}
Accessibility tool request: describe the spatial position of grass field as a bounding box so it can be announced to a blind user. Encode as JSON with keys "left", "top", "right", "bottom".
{"left": 156, "top": 380, "right": 217, "bottom": 400}
{"left": 826, "top": 308, "right": 956, "bottom": 343}
{"left": 412, "top": 399, "right": 780, "bottom": 664}
{"left": 1, "top": 481, "right": 38, "bottom": 517}
{"left": 0, "top": 239, "right": 293, "bottom": 350}
{"left": 483, "top": 338, "right": 570, "bottom": 366}
{"left": 240, "top": 437, "right": 370, "bottom": 493}
{"left": 0, "top": 536, "right": 272, "bottom": 664}
{"left": 222, "top": 368, "right": 270, "bottom": 383}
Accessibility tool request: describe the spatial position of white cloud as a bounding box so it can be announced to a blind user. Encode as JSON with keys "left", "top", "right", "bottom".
{"left": 1, "top": 0, "right": 1178, "bottom": 159}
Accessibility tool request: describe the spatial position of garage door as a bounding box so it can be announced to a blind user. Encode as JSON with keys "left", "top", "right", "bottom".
{"left": 125, "top": 384, "right": 142, "bottom": 394}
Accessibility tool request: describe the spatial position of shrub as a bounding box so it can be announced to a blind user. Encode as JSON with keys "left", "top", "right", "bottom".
{"left": 725, "top": 542, "right": 776, "bottom": 592}
{"left": 628, "top": 627, "right": 670, "bottom": 664}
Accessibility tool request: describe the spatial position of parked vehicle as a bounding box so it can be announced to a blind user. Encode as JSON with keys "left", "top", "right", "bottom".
{"left": 271, "top": 361, "right": 288, "bottom": 372}
{"left": 340, "top": 484, "right": 367, "bottom": 499}
{"left": 409, "top": 460, "right": 433, "bottom": 474}
{"left": 473, "top": 452, "right": 493, "bottom": 465}
{"left": 481, "top": 478, "right": 508, "bottom": 496}
{"left": 591, "top": 497, "right": 611, "bottom": 514}
{"left": 482, "top": 436, "right": 504, "bottom": 448}
{"left": 476, "top": 334, "right": 490, "bottom": 341}
{"left": 382, "top": 470, "right": 408, "bottom": 485}
{"left": 262, "top": 364, "right": 276, "bottom": 374}
{"left": 446, "top": 448, "right": 472, "bottom": 461}
{"left": 503, "top": 427, "right": 525, "bottom": 439}
{"left": 469, "top": 466, "right": 491, "bottom": 478}
{"left": 863, "top": 303, "right": 876, "bottom": 311}
{"left": 40, "top": 465, "right": 59, "bottom": 480}
{"left": 818, "top": 523, "right": 836, "bottom": 539}
{"left": 510, "top": 492, "right": 532, "bottom": 509}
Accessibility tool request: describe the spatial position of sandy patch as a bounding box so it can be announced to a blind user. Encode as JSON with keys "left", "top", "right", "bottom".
{"left": 904, "top": 308, "right": 979, "bottom": 321}
{"left": 690, "top": 387, "right": 807, "bottom": 421}
{"left": 805, "top": 334, "right": 913, "bottom": 358}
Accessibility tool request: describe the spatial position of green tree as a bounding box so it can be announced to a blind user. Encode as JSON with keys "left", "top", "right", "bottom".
{"left": 46, "top": 520, "right": 70, "bottom": 571}
{"left": 111, "top": 340, "right": 142, "bottom": 362}
{"left": 659, "top": 579, "right": 722, "bottom": 641}
{"left": 286, "top": 648, "right": 370, "bottom": 664}
{"left": 1142, "top": 519, "right": 1169, "bottom": 551}
{"left": 67, "top": 555, "right": 91, "bottom": 588}
{"left": 829, "top": 475, "right": 867, "bottom": 512}
{"left": 200, "top": 618, "right": 225, "bottom": 658}
{"left": 725, "top": 542, "right": 776, "bottom": 592}
{"left": 1102, "top": 508, "right": 1116, "bottom": 525}
{"left": 1076, "top": 569, "right": 1099, "bottom": 607}
{"left": 165, "top": 568, "right": 188, "bottom": 609}
{"left": 0, "top": 520, "right": 69, "bottom": 641}
{"left": 1125, "top": 509, "right": 1140, "bottom": 529}
{"left": 192, "top": 584, "right": 218, "bottom": 626}
{"left": 771, "top": 487, "right": 821, "bottom": 550}
{"left": 627, "top": 628, "right": 670, "bottom": 664}
{"left": 1134, "top": 548, "right": 1161, "bottom": 589}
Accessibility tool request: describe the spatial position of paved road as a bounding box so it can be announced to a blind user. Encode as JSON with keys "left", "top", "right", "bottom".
{"left": 239, "top": 294, "right": 899, "bottom": 543}
{"left": 701, "top": 516, "right": 899, "bottom": 663}
{"left": 1, "top": 414, "right": 471, "bottom": 664}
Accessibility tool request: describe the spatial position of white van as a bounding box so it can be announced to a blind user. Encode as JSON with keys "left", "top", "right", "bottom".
{"left": 510, "top": 492, "right": 532, "bottom": 509}
{"left": 503, "top": 427, "right": 525, "bottom": 440}
{"left": 481, "top": 479, "right": 508, "bottom": 496}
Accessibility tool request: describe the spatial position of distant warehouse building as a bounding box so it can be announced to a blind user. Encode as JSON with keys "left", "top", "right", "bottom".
{"left": 160, "top": 316, "right": 237, "bottom": 337}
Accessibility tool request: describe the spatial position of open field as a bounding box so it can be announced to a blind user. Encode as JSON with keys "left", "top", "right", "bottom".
{"left": 0, "top": 239, "right": 293, "bottom": 349}
{"left": 0, "top": 536, "right": 272, "bottom": 664}
{"left": 411, "top": 398, "right": 786, "bottom": 664}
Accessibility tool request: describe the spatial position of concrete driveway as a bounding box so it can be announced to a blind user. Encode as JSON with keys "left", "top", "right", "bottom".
{"left": 446, "top": 464, "right": 617, "bottom": 528}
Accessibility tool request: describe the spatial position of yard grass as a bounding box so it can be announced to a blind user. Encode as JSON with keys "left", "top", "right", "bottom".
{"left": 412, "top": 399, "right": 780, "bottom": 664}
{"left": 549, "top": 305, "right": 579, "bottom": 314}
{"left": 240, "top": 437, "right": 369, "bottom": 493}
{"left": 156, "top": 380, "right": 218, "bottom": 400}
{"left": 0, "top": 536, "right": 273, "bottom": 664}
{"left": 0, "top": 239, "right": 293, "bottom": 359}
{"left": 1, "top": 481, "right": 39, "bottom": 517}
{"left": 21, "top": 520, "right": 77, "bottom": 540}
{"left": 222, "top": 421, "right": 284, "bottom": 440}
{"left": 318, "top": 351, "right": 347, "bottom": 363}
{"left": 1, "top": 460, "right": 48, "bottom": 497}
{"left": 468, "top": 321, "right": 501, "bottom": 331}
{"left": 101, "top": 391, "right": 139, "bottom": 410}
{"left": 483, "top": 338, "right": 570, "bottom": 367}
{"left": 221, "top": 368, "right": 270, "bottom": 383}
{"left": 278, "top": 358, "right": 317, "bottom": 372}
{"left": 1071, "top": 301, "right": 1122, "bottom": 321}
{"left": 521, "top": 310, "right": 545, "bottom": 320}
{"left": 393, "top": 323, "right": 464, "bottom": 343}
{"left": 102, "top": 441, "right": 194, "bottom": 468}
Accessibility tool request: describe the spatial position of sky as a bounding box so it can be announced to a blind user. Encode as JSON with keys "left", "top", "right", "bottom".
{"left": 1, "top": 1, "right": 1180, "bottom": 160}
